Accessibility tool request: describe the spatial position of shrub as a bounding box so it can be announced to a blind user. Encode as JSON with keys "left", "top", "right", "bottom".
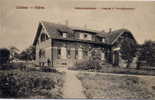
{"left": 40, "top": 66, "right": 57, "bottom": 73}
{"left": 72, "top": 58, "right": 102, "bottom": 70}
{"left": 71, "top": 48, "right": 103, "bottom": 70}
{"left": 0, "top": 62, "right": 39, "bottom": 72}
{"left": 0, "top": 70, "right": 64, "bottom": 98}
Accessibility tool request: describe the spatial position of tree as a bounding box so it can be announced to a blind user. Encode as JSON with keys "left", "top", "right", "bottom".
{"left": 9, "top": 46, "right": 20, "bottom": 60}
{"left": 120, "top": 37, "right": 137, "bottom": 68}
{"left": 19, "top": 46, "right": 35, "bottom": 61}
{"left": 138, "top": 40, "right": 155, "bottom": 67}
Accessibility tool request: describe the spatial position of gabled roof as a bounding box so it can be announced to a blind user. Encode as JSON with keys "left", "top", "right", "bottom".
{"left": 33, "top": 21, "right": 136, "bottom": 46}
{"left": 96, "top": 30, "right": 106, "bottom": 37}
{"left": 96, "top": 29, "right": 136, "bottom": 45}
{"left": 42, "top": 21, "right": 73, "bottom": 35}
{"left": 41, "top": 21, "right": 98, "bottom": 35}
{"left": 107, "top": 29, "right": 130, "bottom": 44}
{"left": 33, "top": 21, "right": 73, "bottom": 45}
{"left": 71, "top": 26, "right": 98, "bottom": 34}
{"left": 33, "top": 21, "right": 98, "bottom": 45}
{"left": 103, "top": 29, "right": 135, "bottom": 45}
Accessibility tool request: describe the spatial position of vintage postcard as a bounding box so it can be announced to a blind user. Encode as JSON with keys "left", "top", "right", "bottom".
{"left": 0, "top": 0, "right": 155, "bottom": 99}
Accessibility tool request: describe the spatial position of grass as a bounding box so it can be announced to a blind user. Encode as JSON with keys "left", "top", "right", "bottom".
{"left": 98, "top": 66, "right": 155, "bottom": 76}
{"left": 77, "top": 72, "right": 155, "bottom": 99}
{"left": 71, "top": 59, "right": 155, "bottom": 76}
{"left": 0, "top": 62, "right": 64, "bottom": 99}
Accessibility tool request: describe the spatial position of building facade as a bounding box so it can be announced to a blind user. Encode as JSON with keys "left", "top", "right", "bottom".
{"left": 33, "top": 21, "right": 137, "bottom": 67}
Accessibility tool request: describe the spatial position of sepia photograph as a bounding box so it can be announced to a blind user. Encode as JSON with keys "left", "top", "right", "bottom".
{"left": 0, "top": 0, "right": 155, "bottom": 99}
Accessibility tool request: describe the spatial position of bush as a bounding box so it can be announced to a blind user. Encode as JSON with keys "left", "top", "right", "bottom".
{"left": 0, "top": 62, "right": 40, "bottom": 72}
{"left": 71, "top": 58, "right": 102, "bottom": 70}
{"left": 71, "top": 48, "right": 105, "bottom": 70}
{"left": 0, "top": 70, "right": 64, "bottom": 98}
{"left": 41, "top": 66, "right": 57, "bottom": 73}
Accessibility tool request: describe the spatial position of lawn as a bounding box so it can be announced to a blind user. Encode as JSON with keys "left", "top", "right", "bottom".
{"left": 77, "top": 72, "right": 155, "bottom": 99}
{"left": 71, "top": 59, "right": 155, "bottom": 76}
{"left": 0, "top": 63, "right": 64, "bottom": 99}
{"left": 98, "top": 66, "right": 155, "bottom": 76}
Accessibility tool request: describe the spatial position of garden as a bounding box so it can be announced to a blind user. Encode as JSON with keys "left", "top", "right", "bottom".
{"left": 0, "top": 62, "right": 64, "bottom": 98}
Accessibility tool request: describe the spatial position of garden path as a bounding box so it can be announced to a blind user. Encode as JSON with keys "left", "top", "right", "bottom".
{"left": 58, "top": 68, "right": 86, "bottom": 98}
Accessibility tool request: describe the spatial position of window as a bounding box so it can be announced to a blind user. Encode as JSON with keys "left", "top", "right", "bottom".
{"left": 79, "top": 33, "right": 92, "bottom": 40}
{"left": 57, "top": 48, "right": 61, "bottom": 59}
{"left": 39, "top": 49, "right": 45, "bottom": 58}
{"left": 79, "top": 33, "right": 84, "bottom": 39}
{"left": 67, "top": 49, "right": 71, "bottom": 58}
{"left": 60, "top": 32, "right": 67, "bottom": 38}
{"left": 75, "top": 49, "right": 78, "bottom": 59}
{"left": 87, "top": 34, "right": 92, "bottom": 40}
{"left": 102, "top": 38, "right": 105, "bottom": 43}
{"left": 40, "top": 33, "right": 48, "bottom": 42}
{"left": 61, "top": 47, "right": 67, "bottom": 59}
{"left": 78, "top": 48, "right": 83, "bottom": 59}
{"left": 45, "top": 35, "right": 49, "bottom": 40}
{"left": 101, "top": 52, "right": 105, "bottom": 60}
{"left": 84, "top": 34, "right": 88, "bottom": 38}
{"left": 83, "top": 50, "right": 88, "bottom": 57}
{"left": 63, "top": 33, "right": 67, "bottom": 38}
{"left": 39, "top": 50, "right": 41, "bottom": 58}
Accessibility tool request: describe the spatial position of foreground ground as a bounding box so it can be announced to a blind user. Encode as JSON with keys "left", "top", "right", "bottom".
{"left": 60, "top": 69, "right": 86, "bottom": 98}
{"left": 0, "top": 63, "right": 64, "bottom": 99}
{"left": 77, "top": 71, "right": 155, "bottom": 99}
{"left": 1, "top": 62, "right": 155, "bottom": 99}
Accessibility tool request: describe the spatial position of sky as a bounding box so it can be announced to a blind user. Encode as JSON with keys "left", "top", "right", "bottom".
{"left": 0, "top": 0, "right": 155, "bottom": 51}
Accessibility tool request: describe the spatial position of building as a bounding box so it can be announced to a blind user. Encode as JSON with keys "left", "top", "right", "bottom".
{"left": 99, "top": 29, "right": 137, "bottom": 67}
{"left": 33, "top": 21, "right": 137, "bottom": 67}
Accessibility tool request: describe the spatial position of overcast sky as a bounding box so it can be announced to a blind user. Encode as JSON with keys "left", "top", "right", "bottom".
{"left": 0, "top": 0, "right": 155, "bottom": 50}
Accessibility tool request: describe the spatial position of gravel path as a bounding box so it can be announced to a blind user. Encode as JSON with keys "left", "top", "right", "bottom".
{"left": 58, "top": 68, "right": 86, "bottom": 98}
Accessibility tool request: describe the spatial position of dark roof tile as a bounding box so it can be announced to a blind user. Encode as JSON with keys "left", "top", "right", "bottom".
{"left": 41, "top": 21, "right": 73, "bottom": 37}
{"left": 33, "top": 21, "right": 135, "bottom": 46}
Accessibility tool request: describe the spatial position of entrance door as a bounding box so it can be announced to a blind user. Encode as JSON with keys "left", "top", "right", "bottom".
{"left": 113, "top": 51, "right": 119, "bottom": 66}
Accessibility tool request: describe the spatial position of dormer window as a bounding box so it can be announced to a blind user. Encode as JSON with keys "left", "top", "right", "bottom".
{"left": 102, "top": 38, "right": 105, "bottom": 43}
{"left": 79, "top": 33, "right": 92, "bottom": 40}
{"left": 84, "top": 34, "right": 88, "bottom": 38}
{"left": 60, "top": 32, "right": 67, "bottom": 38}
{"left": 63, "top": 33, "right": 67, "bottom": 38}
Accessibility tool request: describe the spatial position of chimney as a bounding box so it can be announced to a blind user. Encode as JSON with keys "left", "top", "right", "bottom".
{"left": 109, "top": 28, "right": 112, "bottom": 33}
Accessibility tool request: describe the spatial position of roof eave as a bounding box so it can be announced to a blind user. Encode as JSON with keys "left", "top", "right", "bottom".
{"left": 33, "top": 22, "right": 42, "bottom": 46}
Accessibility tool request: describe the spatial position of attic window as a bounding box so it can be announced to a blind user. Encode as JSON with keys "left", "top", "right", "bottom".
{"left": 84, "top": 34, "right": 88, "bottom": 38}
{"left": 60, "top": 32, "right": 67, "bottom": 38}
{"left": 102, "top": 38, "right": 105, "bottom": 43}
{"left": 62, "top": 33, "right": 67, "bottom": 38}
{"left": 41, "top": 33, "right": 48, "bottom": 42}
